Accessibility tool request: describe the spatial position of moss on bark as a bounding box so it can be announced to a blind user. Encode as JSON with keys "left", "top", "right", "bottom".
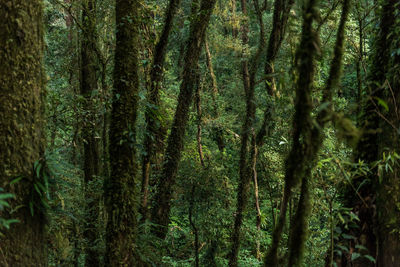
{"left": 104, "top": 0, "right": 140, "bottom": 265}
{"left": 150, "top": 0, "right": 217, "bottom": 239}
{"left": 0, "top": 0, "right": 47, "bottom": 265}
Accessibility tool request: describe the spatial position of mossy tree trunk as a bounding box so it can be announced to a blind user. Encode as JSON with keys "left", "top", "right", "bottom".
{"left": 0, "top": 0, "right": 47, "bottom": 266}
{"left": 372, "top": 1, "right": 400, "bottom": 265}
{"left": 344, "top": 1, "right": 398, "bottom": 266}
{"left": 80, "top": 0, "right": 101, "bottom": 265}
{"left": 351, "top": 0, "right": 400, "bottom": 265}
{"left": 150, "top": 0, "right": 217, "bottom": 239}
{"left": 265, "top": 0, "right": 350, "bottom": 264}
{"left": 141, "top": 0, "right": 181, "bottom": 221}
{"left": 104, "top": 0, "right": 140, "bottom": 265}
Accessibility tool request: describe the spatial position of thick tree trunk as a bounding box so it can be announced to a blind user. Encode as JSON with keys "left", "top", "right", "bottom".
{"left": 104, "top": 0, "right": 140, "bottom": 265}
{"left": 347, "top": 1, "right": 398, "bottom": 266}
{"left": 80, "top": 1, "right": 101, "bottom": 265}
{"left": 0, "top": 1, "right": 47, "bottom": 266}
{"left": 150, "top": 0, "right": 217, "bottom": 239}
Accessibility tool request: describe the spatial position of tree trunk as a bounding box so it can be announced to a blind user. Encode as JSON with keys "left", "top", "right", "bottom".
{"left": 104, "top": 0, "right": 140, "bottom": 265}
{"left": 228, "top": 0, "right": 268, "bottom": 264}
{"left": 347, "top": 1, "right": 398, "bottom": 266}
{"left": 204, "top": 39, "right": 225, "bottom": 151}
{"left": 0, "top": 0, "right": 47, "bottom": 266}
{"left": 140, "top": 0, "right": 181, "bottom": 221}
{"left": 150, "top": 0, "right": 217, "bottom": 239}
{"left": 80, "top": 0, "right": 101, "bottom": 265}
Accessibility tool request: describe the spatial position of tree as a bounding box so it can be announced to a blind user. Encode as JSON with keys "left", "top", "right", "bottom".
{"left": 348, "top": 0, "right": 400, "bottom": 265}
{"left": 151, "top": 0, "right": 217, "bottom": 238}
{"left": 80, "top": 0, "right": 101, "bottom": 265}
{"left": 104, "top": 0, "right": 140, "bottom": 264}
{"left": 0, "top": 0, "right": 47, "bottom": 265}
{"left": 141, "top": 0, "right": 182, "bottom": 220}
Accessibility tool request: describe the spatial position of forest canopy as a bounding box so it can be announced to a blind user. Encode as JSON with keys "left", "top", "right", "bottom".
{"left": 0, "top": 0, "right": 399, "bottom": 266}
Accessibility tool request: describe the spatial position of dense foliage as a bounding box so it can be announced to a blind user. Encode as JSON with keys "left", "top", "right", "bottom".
{"left": 0, "top": 0, "right": 399, "bottom": 266}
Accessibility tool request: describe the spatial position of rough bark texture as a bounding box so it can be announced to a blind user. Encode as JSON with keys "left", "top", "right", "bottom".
{"left": 348, "top": 1, "right": 400, "bottom": 266}
{"left": 287, "top": 0, "right": 350, "bottom": 265}
{"left": 0, "top": 0, "right": 47, "bottom": 266}
{"left": 104, "top": 0, "right": 140, "bottom": 265}
{"left": 80, "top": 0, "right": 101, "bottom": 265}
{"left": 141, "top": 0, "right": 181, "bottom": 220}
{"left": 340, "top": 1, "right": 397, "bottom": 267}
{"left": 264, "top": 0, "right": 320, "bottom": 265}
{"left": 371, "top": 2, "right": 399, "bottom": 265}
{"left": 150, "top": 0, "right": 217, "bottom": 238}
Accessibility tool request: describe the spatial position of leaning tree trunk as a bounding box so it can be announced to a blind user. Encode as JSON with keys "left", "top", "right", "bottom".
{"left": 140, "top": 0, "right": 181, "bottom": 220}
{"left": 80, "top": 0, "right": 101, "bottom": 265}
{"left": 104, "top": 0, "right": 140, "bottom": 265}
{"left": 150, "top": 0, "right": 217, "bottom": 239}
{"left": 0, "top": 1, "right": 47, "bottom": 266}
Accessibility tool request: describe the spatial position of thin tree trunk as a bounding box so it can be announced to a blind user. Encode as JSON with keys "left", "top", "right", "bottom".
{"left": 141, "top": 0, "right": 182, "bottom": 221}
{"left": 104, "top": 0, "right": 141, "bottom": 264}
{"left": 228, "top": 0, "right": 265, "bottom": 264}
{"left": 189, "top": 186, "right": 200, "bottom": 267}
{"left": 195, "top": 70, "right": 205, "bottom": 167}
{"left": 150, "top": 0, "right": 217, "bottom": 239}
{"left": 0, "top": 0, "right": 47, "bottom": 265}
{"left": 204, "top": 39, "right": 225, "bottom": 151}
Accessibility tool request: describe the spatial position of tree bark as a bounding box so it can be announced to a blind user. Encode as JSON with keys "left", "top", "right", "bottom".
{"left": 150, "top": 0, "right": 217, "bottom": 239}
{"left": 104, "top": 0, "right": 140, "bottom": 265}
{"left": 80, "top": 0, "right": 101, "bottom": 265}
{"left": 264, "top": 0, "right": 321, "bottom": 264}
{"left": 0, "top": 0, "right": 47, "bottom": 265}
{"left": 141, "top": 0, "right": 182, "bottom": 221}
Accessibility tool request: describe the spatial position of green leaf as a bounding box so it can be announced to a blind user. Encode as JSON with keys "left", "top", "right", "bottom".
{"left": 0, "top": 193, "right": 14, "bottom": 200}
{"left": 364, "top": 255, "right": 376, "bottom": 263}
{"left": 336, "top": 244, "right": 349, "bottom": 252}
{"left": 10, "top": 177, "right": 23, "bottom": 185}
{"left": 34, "top": 184, "right": 42, "bottom": 197}
{"left": 374, "top": 97, "right": 389, "bottom": 112}
{"left": 355, "top": 244, "right": 368, "bottom": 251}
{"left": 29, "top": 202, "right": 34, "bottom": 216}
{"left": 342, "top": 233, "right": 355, "bottom": 240}
{"left": 351, "top": 252, "right": 361, "bottom": 261}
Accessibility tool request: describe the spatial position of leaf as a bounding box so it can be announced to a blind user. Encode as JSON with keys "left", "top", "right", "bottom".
{"left": 355, "top": 244, "right": 368, "bottom": 251}
{"left": 36, "top": 162, "right": 42, "bottom": 178}
{"left": 0, "top": 193, "right": 14, "bottom": 200}
{"left": 351, "top": 252, "right": 361, "bottom": 261}
{"left": 342, "top": 233, "right": 355, "bottom": 240}
{"left": 374, "top": 97, "right": 389, "bottom": 112}
{"left": 364, "top": 255, "right": 376, "bottom": 263}
{"left": 29, "top": 202, "right": 34, "bottom": 216}
{"left": 336, "top": 244, "right": 349, "bottom": 252}
{"left": 34, "top": 184, "right": 42, "bottom": 197}
{"left": 10, "top": 177, "right": 23, "bottom": 185}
